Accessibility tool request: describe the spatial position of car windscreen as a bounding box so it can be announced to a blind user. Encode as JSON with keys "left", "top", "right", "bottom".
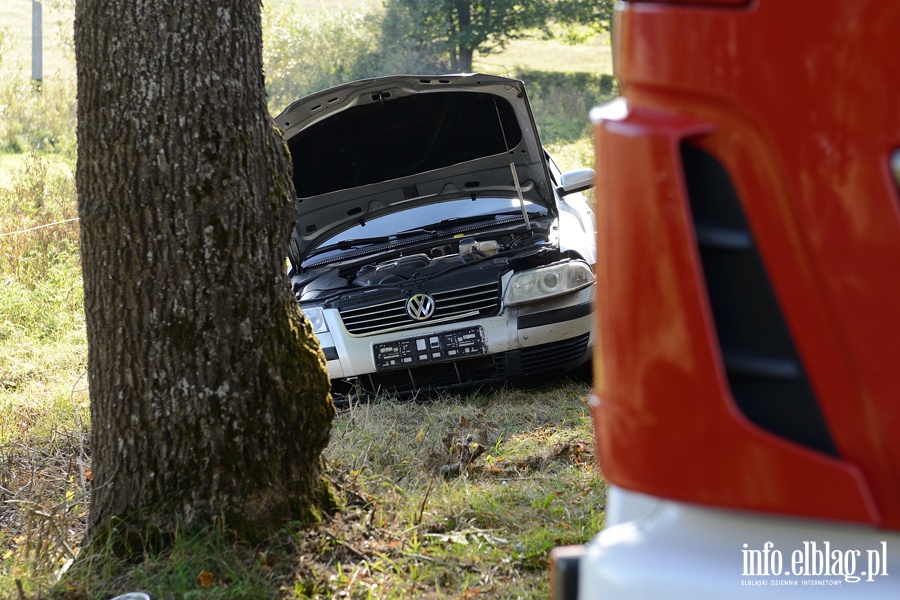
{"left": 301, "top": 197, "right": 544, "bottom": 266}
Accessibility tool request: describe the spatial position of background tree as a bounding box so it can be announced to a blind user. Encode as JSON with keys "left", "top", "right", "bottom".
{"left": 381, "top": 0, "right": 614, "bottom": 72}
{"left": 262, "top": 7, "right": 382, "bottom": 112}
{"left": 74, "top": 0, "right": 335, "bottom": 546}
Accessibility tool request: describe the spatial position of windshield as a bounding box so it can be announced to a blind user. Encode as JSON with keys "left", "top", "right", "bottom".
{"left": 301, "top": 197, "right": 546, "bottom": 267}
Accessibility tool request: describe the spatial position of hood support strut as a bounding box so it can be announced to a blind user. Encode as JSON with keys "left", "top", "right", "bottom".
{"left": 495, "top": 98, "right": 532, "bottom": 232}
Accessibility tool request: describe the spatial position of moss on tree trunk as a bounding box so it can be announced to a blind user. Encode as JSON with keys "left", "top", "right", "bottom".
{"left": 74, "top": 0, "right": 334, "bottom": 547}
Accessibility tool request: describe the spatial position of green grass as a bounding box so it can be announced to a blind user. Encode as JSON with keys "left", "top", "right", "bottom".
{"left": 0, "top": 154, "right": 26, "bottom": 187}
{"left": 474, "top": 31, "right": 612, "bottom": 76}
{"left": 0, "top": 152, "right": 71, "bottom": 187}
{"left": 51, "top": 381, "right": 603, "bottom": 599}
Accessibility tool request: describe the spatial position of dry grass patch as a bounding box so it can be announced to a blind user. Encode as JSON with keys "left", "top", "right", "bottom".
{"left": 0, "top": 432, "right": 90, "bottom": 599}
{"left": 289, "top": 378, "right": 605, "bottom": 598}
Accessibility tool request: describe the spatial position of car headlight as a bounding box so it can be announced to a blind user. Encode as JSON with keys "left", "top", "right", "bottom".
{"left": 505, "top": 261, "right": 594, "bottom": 306}
{"left": 300, "top": 306, "right": 329, "bottom": 334}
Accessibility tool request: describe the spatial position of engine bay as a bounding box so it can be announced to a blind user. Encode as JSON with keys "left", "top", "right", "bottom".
{"left": 291, "top": 230, "right": 554, "bottom": 303}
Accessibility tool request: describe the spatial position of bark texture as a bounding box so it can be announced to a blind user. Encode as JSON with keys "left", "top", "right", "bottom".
{"left": 74, "top": 0, "right": 334, "bottom": 543}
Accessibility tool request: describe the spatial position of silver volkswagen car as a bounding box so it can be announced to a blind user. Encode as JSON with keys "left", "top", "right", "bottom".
{"left": 276, "top": 74, "right": 596, "bottom": 406}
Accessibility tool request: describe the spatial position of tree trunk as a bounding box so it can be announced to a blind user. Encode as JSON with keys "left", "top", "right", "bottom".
{"left": 457, "top": 45, "right": 475, "bottom": 72}
{"left": 452, "top": 0, "right": 474, "bottom": 72}
{"left": 74, "top": 0, "right": 335, "bottom": 545}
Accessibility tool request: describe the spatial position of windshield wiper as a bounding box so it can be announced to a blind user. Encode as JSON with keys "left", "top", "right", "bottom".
{"left": 394, "top": 227, "right": 436, "bottom": 236}
{"left": 312, "top": 236, "right": 391, "bottom": 254}
{"left": 307, "top": 228, "right": 437, "bottom": 258}
{"left": 435, "top": 210, "right": 545, "bottom": 228}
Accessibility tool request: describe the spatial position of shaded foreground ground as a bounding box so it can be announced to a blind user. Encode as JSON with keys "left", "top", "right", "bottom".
{"left": 1, "top": 377, "right": 604, "bottom": 598}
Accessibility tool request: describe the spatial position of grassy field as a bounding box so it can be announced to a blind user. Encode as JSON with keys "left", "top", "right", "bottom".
{"left": 1, "top": 0, "right": 610, "bottom": 79}
{"left": 0, "top": 1, "right": 75, "bottom": 79}
{"left": 474, "top": 32, "right": 612, "bottom": 76}
{"left": 0, "top": 0, "right": 381, "bottom": 79}
{"left": 0, "top": 2, "right": 611, "bottom": 597}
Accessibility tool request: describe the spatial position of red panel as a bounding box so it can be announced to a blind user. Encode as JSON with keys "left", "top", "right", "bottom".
{"left": 594, "top": 0, "right": 900, "bottom": 529}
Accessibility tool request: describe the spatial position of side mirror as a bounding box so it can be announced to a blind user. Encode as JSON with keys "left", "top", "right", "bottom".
{"left": 558, "top": 168, "right": 596, "bottom": 196}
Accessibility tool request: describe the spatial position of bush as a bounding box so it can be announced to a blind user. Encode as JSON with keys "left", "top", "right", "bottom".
{"left": 515, "top": 70, "right": 618, "bottom": 144}
{"left": 0, "top": 70, "right": 77, "bottom": 155}
{"left": 262, "top": 3, "right": 456, "bottom": 113}
{"left": 263, "top": 7, "right": 384, "bottom": 113}
{"left": 0, "top": 152, "right": 81, "bottom": 342}
{"left": 371, "top": 0, "right": 451, "bottom": 75}
{"left": 0, "top": 14, "right": 77, "bottom": 154}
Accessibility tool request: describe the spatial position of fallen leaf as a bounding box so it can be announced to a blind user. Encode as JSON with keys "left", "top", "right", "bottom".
{"left": 196, "top": 570, "right": 215, "bottom": 588}
{"left": 442, "top": 432, "right": 455, "bottom": 452}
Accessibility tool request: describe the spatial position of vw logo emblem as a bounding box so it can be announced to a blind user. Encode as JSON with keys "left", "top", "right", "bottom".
{"left": 406, "top": 293, "right": 435, "bottom": 321}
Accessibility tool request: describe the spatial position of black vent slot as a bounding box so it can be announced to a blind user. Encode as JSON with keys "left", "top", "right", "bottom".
{"left": 520, "top": 333, "right": 590, "bottom": 376}
{"left": 363, "top": 356, "right": 501, "bottom": 397}
{"left": 681, "top": 143, "right": 837, "bottom": 456}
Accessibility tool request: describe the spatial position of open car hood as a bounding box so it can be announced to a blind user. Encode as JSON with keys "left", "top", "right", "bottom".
{"left": 274, "top": 74, "right": 555, "bottom": 264}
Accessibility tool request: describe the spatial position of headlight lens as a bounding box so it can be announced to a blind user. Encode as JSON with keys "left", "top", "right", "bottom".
{"left": 506, "top": 261, "right": 594, "bottom": 306}
{"left": 300, "top": 306, "right": 328, "bottom": 334}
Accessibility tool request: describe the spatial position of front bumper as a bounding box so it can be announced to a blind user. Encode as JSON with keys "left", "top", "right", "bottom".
{"left": 315, "top": 284, "right": 594, "bottom": 402}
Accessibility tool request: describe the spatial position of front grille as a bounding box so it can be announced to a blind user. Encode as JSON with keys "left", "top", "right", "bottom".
{"left": 520, "top": 333, "right": 590, "bottom": 376}
{"left": 338, "top": 281, "right": 501, "bottom": 335}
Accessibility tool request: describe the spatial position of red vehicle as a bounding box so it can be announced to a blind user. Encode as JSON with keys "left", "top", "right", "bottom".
{"left": 553, "top": 0, "right": 900, "bottom": 597}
